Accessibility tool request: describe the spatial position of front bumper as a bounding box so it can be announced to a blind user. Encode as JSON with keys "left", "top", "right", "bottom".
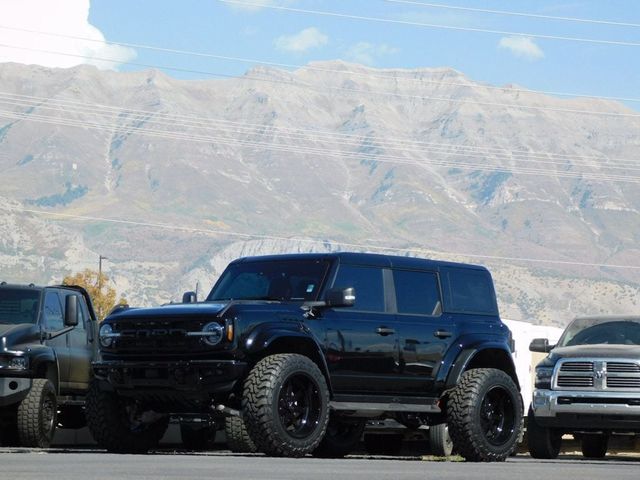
{"left": 532, "top": 389, "right": 640, "bottom": 431}
{"left": 93, "top": 359, "right": 248, "bottom": 396}
{"left": 0, "top": 376, "right": 32, "bottom": 407}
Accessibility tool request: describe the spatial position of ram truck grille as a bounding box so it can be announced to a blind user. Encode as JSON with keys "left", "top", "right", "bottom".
{"left": 554, "top": 359, "right": 640, "bottom": 391}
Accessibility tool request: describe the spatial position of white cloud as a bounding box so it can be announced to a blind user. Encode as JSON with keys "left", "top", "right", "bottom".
{"left": 345, "top": 42, "right": 399, "bottom": 66}
{"left": 0, "top": 0, "right": 136, "bottom": 70}
{"left": 498, "top": 36, "right": 544, "bottom": 61}
{"left": 274, "top": 27, "right": 328, "bottom": 53}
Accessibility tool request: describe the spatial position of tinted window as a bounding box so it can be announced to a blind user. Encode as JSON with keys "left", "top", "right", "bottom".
{"left": 332, "top": 265, "right": 385, "bottom": 312}
{"left": 394, "top": 270, "right": 441, "bottom": 315}
{"left": 208, "top": 260, "right": 330, "bottom": 302}
{"left": 443, "top": 268, "right": 497, "bottom": 315}
{"left": 44, "top": 291, "right": 64, "bottom": 330}
{"left": 0, "top": 289, "right": 40, "bottom": 325}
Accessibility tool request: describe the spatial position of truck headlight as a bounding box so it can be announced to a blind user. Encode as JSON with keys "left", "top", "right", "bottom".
{"left": 99, "top": 323, "right": 120, "bottom": 348}
{"left": 186, "top": 322, "right": 224, "bottom": 346}
{"left": 0, "top": 355, "right": 29, "bottom": 370}
{"left": 535, "top": 366, "right": 554, "bottom": 389}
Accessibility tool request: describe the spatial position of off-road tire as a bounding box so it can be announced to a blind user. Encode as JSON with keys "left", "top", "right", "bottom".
{"left": 224, "top": 416, "right": 257, "bottom": 453}
{"left": 363, "top": 433, "right": 404, "bottom": 456}
{"left": 181, "top": 424, "right": 215, "bottom": 451}
{"left": 447, "top": 368, "right": 523, "bottom": 462}
{"left": 85, "top": 380, "right": 168, "bottom": 453}
{"left": 242, "top": 353, "right": 330, "bottom": 457}
{"left": 581, "top": 434, "right": 608, "bottom": 459}
{"left": 313, "top": 417, "right": 365, "bottom": 458}
{"left": 527, "top": 407, "right": 561, "bottom": 459}
{"left": 430, "top": 423, "right": 454, "bottom": 456}
{"left": 16, "top": 379, "right": 57, "bottom": 448}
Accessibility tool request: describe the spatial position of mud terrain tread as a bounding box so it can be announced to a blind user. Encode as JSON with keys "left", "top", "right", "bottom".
{"left": 17, "top": 379, "right": 56, "bottom": 448}
{"left": 242, "top": 353, "right": 329, "bottom": 457}
{"left": 225, "top": 416, "right": 257, "bottom": 453}
{"left": 447, "top": 368, "right": 522, "bottom": 462}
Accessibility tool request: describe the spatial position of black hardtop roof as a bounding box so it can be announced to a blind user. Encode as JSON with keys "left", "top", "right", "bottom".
{"left": 0, "top": 282, "right": 45, "bottom": 291}
{"left": 229, "top": 252, "right": 489, "bottom": 272}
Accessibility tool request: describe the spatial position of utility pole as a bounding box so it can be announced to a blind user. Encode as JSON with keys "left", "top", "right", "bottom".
{"left": 98, "top": 255, "right": 108, "bottom": 291}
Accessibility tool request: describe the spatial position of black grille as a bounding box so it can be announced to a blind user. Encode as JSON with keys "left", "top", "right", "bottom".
{"left": 557, "top": 376, "right": 594, "bottom": 388}
{"left": 607, "top": 377, "right": 640, "bottom": 388}
{"left": 607, "top": 362, "right": 640, "bottom": 373}
{"left": 560, "top": 362, "right": 593, "bottom": 372}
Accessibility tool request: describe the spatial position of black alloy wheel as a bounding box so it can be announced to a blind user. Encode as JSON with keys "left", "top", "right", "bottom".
{"left": 277, "top": 372, "right": 323, "bottom": 440}
{"left": 479, "top": 385, "right": 516, "bottom": 447}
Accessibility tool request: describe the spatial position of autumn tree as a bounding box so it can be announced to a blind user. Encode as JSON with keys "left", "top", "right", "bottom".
{"left": 63, "top": 269, "right": 127, "bottom": 321}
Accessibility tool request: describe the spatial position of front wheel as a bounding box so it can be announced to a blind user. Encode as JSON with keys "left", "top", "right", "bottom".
{"left": 85, "top": 380, "right": 169, "bottom": 453}
{"left": 242, "top": 354, "right": 330, "bottom": 457}
{"left": 17, "top": 379, "right": 57, "bottom": 448}
{"left": 581, "top": 434, "right": 608, "bottom": 458}
{"left": 447, "top": 368, "right": 523, "bottom": 462}
{"left": 429, "top": 423, "right": 454, "bottom": 456}
{"left": 527, "top": 407, "right": 561, "bottom": 459}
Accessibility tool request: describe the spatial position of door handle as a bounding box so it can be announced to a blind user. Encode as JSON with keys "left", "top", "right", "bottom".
{"left": 434, "top": 329, "right": 453, "bottom": 339}
{"left": 376, "top": 327, "right": 396, "bottom": 336}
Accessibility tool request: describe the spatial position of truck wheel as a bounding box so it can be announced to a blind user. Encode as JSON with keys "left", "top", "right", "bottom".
{"left": 313, "top": 417, "right": 365, "bottom": 458}
{"left": 526, "top": 407, "right": 561, "bottom": 459}
{"left": 430, "top": 423, "right": 454, "bottom": 456}
{"left": 447, "top": 368, "right": 523, "bottom": 462}
{"left": 363, "top": 433, "right": 404, "bottom": 456}
{"left": 224, "top": 416, "right": 257, "bottom": 453}
{"left": 181, "top": 424, "right": 215, "bottom": 451}
{"left": 16, "top": 379, "right": 57, "bottom": 448}
{"left": 581, "top": 434, "right": 608, "bottom": 458}
{"left": 242, "top": 353, "right": 330, "bottom": 457}
{"left": 85, "top": 381, "right": 168, "bottom": 453}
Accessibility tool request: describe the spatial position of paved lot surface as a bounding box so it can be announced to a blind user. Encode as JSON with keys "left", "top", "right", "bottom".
{"left": 2, "top": 449, "right": 640, "bottom": 480}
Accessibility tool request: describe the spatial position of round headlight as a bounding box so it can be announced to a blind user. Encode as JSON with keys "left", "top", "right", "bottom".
{"left": 202, "top": 322, "right": 224, "bottom": 346}
{"left": 99, "top": 323, "right": 116, "bottom": 348}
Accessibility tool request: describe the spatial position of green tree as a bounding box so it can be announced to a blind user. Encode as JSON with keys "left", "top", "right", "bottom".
{"left": 63, "top": 269, "right": 126, "bottom": 321}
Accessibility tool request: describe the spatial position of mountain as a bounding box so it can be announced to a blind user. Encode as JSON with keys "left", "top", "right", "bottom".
{"left": 0, "top": 61, "right": 639, "bottom": 326}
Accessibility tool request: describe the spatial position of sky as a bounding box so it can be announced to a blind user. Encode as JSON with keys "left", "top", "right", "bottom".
{"left": 0, "top": 0, "right": 638, "bottom": 107}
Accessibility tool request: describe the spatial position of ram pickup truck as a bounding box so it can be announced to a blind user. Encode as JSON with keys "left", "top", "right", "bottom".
{"left": 0, "top": 283, "right": 98, "bottom": 447}
{"left": 528, "top": 315, "right": 640, "bottom": 459}
{"left": 87, "top": 252, "right": 522, "bottom": 461}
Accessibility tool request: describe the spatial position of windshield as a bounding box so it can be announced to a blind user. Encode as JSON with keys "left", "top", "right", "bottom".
{"left": 557, "top": 317, "right": 640, "bottom": 347}
{"left": 207, "top": 260, "right": 331, "bottom": 302}
{"left": 0, "top": 289, "right": 41, "bottom": 325}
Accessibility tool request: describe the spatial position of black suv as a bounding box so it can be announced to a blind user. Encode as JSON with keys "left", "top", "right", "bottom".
{"left": 0, "top": 283, "right": 98, "bottom": 447}
{"left": 87, "top": 253, "right": 522, "bottom": 461}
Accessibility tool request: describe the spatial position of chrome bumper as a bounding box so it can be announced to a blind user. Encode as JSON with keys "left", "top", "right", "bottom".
{"left": 533, "top": 389, "right": 640, "bottom": 417}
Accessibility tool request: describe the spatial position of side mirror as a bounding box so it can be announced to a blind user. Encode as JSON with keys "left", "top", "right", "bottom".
{"left": 529, "top": 338, "right": 554, "bottom": 353}
{"left": 64, "top": 295, "right": 79, "bottom": 327}
{"left": 325, "top": 287, "right": 356, "bottom": 308}
{"left": 182, "top": 291, "right": 197, "bottom": 303}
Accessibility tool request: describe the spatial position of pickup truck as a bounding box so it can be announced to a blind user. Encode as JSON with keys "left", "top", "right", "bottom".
{"left": 0, "top": 283, "right": 98, "bottom": 447}
{"left": 528, "top": 315, "right": 640, "bottom": 458}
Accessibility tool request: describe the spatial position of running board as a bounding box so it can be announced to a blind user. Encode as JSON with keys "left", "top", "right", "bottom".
{"left": 330, "top": 395, "right": 441, "bottom": 413}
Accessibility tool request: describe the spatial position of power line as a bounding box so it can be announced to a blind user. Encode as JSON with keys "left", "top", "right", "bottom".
{"left": 1, "top": 106, "right": 640, "bottom": 184}
{"left": 1, "top": 24, "right": 639, "bottom": 105}
{"left": 1, "top": 43, "right": 639, "bottom": 120}
{"left": 216, "top": 0, "right": 640, "bottom": 47}
{"left": 5, "top": 205, "right": 640, "bottom": 271}
{"left": 1, "top": 92, "right": 638, "bottom": 172}
{"left": 383, "top": 1, "right": 640, "bottom": 28}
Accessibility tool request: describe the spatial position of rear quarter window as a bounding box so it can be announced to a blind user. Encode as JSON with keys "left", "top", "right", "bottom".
{"left": 442, "top": 267, "right": 498, "bottom": 315}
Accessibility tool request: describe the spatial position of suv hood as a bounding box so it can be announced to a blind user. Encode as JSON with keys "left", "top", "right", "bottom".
{"left": 0, "top": 323, "right": 39, "bottom": 350}
{"left": 550, "top": 344, "right": 640, "bottom": 360}
{"left": 108, "top": 302, "right": 230, "bottom": 320}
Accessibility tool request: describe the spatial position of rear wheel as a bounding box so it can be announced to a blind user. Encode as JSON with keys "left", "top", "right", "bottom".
{"left": 17, "top": 379, "right": 57, "bottom": 448}
{"left": 85, "top": 381, "right": 169, "bottom": 453}
{"left": 581, "top": 434, "right": 608, "bottom": 459}
{"left": 447, "top": 368, "right": 523, "bottom": 462}
{"left": 429, "top": 423, "right": 454, "bottom": 456}
{"left": 224, "top": 416, "right": 257, "bottom": 453}
{"left": 313, "top": 417, "right": 365, "bottom": 458}
{"left": 242, "top": 354, "right": 330, "bottom": 457}
{"left": 526, "top": 407, "right": 561, "bottom": 459}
